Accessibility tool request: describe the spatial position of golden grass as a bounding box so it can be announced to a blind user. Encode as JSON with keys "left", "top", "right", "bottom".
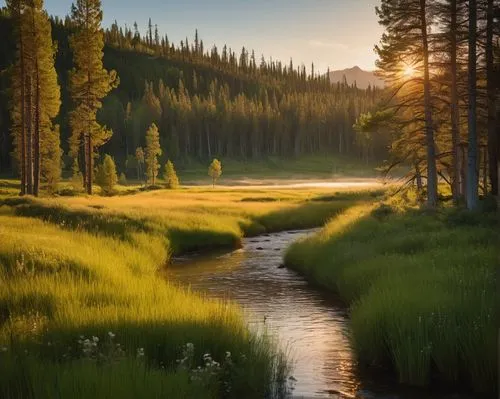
{"left": 0, "top": 184, "right": 384, "bottom": 398}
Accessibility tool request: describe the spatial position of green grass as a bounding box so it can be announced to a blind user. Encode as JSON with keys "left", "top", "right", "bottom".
{"left": 284, "top": 201, "right": 498, "bottom": 394}
{"left": 0, "top": 184, "right": 383, "bottom": 398}
{"left": 174, "top": 154, "right": 381, "bottom": 183}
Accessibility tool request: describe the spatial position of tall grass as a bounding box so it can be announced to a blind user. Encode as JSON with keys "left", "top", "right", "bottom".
{"left": 285, "top": 204, "right": 498, "bottom": 394}
{"left": 0, "top": 186, "right": 382, "bottom": 398}
{"left": 0, "top": 212, "right": 277, "bottom": 397}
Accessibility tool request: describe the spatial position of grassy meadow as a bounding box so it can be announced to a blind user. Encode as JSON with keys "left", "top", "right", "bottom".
{"left": 0, "top": 179, "right": 383, "bottom": 398}
{"left": 285, "top": 193, "right": 498, "bottom": 395}
{"left": 174, "top": 154, "right": 383, "bottom": 184}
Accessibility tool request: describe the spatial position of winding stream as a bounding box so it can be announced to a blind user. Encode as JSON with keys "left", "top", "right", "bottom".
{"left": 166, "top": 230, "right": 471, "bottom": 399}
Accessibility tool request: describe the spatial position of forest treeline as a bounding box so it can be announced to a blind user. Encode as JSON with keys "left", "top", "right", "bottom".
{"left": 0, "top": 0, "right": 382, "bottom": 190}
{"left": 355, "top": 0, "right": 500, "bottom": 209}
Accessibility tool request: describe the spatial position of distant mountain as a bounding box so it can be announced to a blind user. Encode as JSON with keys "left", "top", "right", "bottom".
{"left": 327, "top": 66, "right": 384, "bottom": 89}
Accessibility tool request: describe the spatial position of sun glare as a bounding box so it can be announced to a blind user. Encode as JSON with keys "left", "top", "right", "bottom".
{"left": 403, "top": 65, "right": 416, "bottom": 77}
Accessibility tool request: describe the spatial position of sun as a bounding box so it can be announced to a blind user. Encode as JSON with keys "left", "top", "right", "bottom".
{"left": 403, "top": 65, "right": 416, "bottom": 77}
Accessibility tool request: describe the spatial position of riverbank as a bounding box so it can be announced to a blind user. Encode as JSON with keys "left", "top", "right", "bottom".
{"left": 0, "top": 185, "right": 382, "bottom": 398}
{"left": 284, "top": 200, "right": 498, "bottom": 396}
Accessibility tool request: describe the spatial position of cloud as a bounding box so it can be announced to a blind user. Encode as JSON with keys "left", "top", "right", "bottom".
{"left": 307, "top": 40, "right": 348, "bottom": 50}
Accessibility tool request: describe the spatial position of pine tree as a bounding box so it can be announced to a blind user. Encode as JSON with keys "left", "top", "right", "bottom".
{"left": 8, "top": 0, "right": 60, "bottom": 196}
{"left": 485, "top": 0, "right": 498, "bottom": 196}
{"left": 208, "top": 158, "right": 222, "bottom": 187}
{"left": 375, "top": 0, "right": 438, "bottom": 207}
{"left": 119, "top": 172, "right": 127, "bottom": 185}
{"left": 147, "top": 17, "right": 153, "bottom": 47}
{"left": 163, "top": 159, "right": 179, "bottom": 189}
{"left": 68, "top": 0, "right": 119, "bottom": 195}
{"left": 145, "top": 123, "right": 161, "bottom": 185}
{"left": 96, "top": 154, "right": 117, "bottom": 195}
{"left": 466, "top": 0, "right": 479, "bottom": 209}
{"left": 135, "top": 146, "right": 145, "bottom": 181}
{"left": 8, "top": 0, "right": 28, "bottom": 195}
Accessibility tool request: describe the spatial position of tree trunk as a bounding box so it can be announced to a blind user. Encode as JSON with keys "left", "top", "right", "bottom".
{"left": 450, "top": 0, "right": 461, "bottom": 203}
{"left": 30, "top": 5, "right": 40, "bottom": 197}
{"left": 88, "top": 136, "right": 93, "bottom": 194}
{"left": 420, "top": 0, "right": 438, "bottom": 208}
{"left": 206, "top": 125, "right": 212, "bottom": 159}
{"left": 26, "top": 74, "right": 33, "bottom": 195}
{"left": 460, "top": 143, "right": 467, "bottom": 199}
{"left": 84, "top": 133, "right": 92, "bottom": 195}
{"left": 466, "top": 0, "right": 479, "bottom": 209}
{"left": 486, "top": 0, "right": 497, "bottom": 196}
{"left": 33, "top": 63, "right": 40, "bottom": 197}
{"left": 482, "top": 146, "right": 488, "bottom": 196}
{"left": 415, "top": 163, "right": 423, "bottom": 194}
{"left": 19, "top": 23, "right": 26, "bottom": 196}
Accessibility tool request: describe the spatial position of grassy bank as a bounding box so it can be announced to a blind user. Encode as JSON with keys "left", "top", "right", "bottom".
{"left": 284, "top": 201, "right": 498, "bottom": 394}
{"left": 0, "top": 185, "right": 382, "bottom": 398}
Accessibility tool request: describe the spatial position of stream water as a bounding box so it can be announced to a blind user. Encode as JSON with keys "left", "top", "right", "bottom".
{"left": 166, "top": 230, "right": 472, "bottom": 399}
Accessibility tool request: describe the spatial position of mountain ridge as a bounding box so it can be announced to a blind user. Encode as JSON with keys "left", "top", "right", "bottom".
{"left": 327, "top": 66, "right": 384, "bottom": 89}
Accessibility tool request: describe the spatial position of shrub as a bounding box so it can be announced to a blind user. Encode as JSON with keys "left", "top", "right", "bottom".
{"left": 119, "top": 173, "right": 127, "bottom": 185}
{"left": 96, "top": 155, "right": 118, "bottom": 196}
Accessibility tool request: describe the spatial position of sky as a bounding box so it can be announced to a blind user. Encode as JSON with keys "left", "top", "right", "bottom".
{"left": 2, "top": 0, "right": 383, "bottom": 73}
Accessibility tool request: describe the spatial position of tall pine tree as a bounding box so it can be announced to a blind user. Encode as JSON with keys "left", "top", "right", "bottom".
{"left": 8, "top": 0, "right": 60, "bottom": 196}
{"left": 145, "top": 123, "right": 161, "bottom": 185}
{"left": 68, "top": 0, "right": 118, "bottom": 194}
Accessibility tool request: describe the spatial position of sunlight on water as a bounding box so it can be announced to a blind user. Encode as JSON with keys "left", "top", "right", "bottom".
{"left": 167, "top": 231, "right": 473, "bottom": 399}
{"left": 168, "top": 230, "right": 359, "bottom": 398}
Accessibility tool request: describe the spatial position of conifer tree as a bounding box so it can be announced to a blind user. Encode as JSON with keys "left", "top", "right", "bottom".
{"left": 8, "top": 0, "right": 60, "bottom": 196}
{"left": 208, "top": 158, "right": 222, "bottom": 187}
{"left": 375, "top": 0, "right": 438, "bottom": 207}
{"left": 96, "top": 154, "right": 117, "bottom": 195}
{"left": 135, "top": 146, "right": 145, "bottom": 181}
{"left": 8, "top": 0, "right": 28, "bottom": 195}
{"left": 145, "top": 123, "right": 161, "bottom": 185}
{"left": 163, "top": 159, "right": 179, "bottom": 189}
{"left": 119, "top": 172, "right": 127, "bottom": 185}
{"left": 68, "top": 0, "right": 118, "bottom": 195}
{"left": 466, "top": 0, "right": 479, "bottom": 209}
{"left": 485, "top": 0, "right": 498, "bottom": 196}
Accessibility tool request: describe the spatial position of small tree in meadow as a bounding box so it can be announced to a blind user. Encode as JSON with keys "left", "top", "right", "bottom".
{"left": 145, "top": 124, "right": 162, "bottom": 185}
{"left": 96, "top": 155, "right": 118, "bottom": 195}
{"left": 164, "top": 160, "right": 180, "bottom": 189}
{"left": 208, "top": 158, "right": 222, "bottom": 187}
{"left": 135, "top": 147, "right": 145, "bottom": 182}
{"left": 119, "top": 172, "right": 127, "bottom": 185}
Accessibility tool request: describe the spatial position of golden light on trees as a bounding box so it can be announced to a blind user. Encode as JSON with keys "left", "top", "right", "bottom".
{"left": 403, "top": 65, "right": 416, "bottom": 77}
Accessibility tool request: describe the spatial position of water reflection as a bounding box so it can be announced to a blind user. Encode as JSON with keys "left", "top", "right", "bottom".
{"left": 166, "top": 230, "right": 473, "bottom": 399}
{"left": 167, "top": 230, "right": 360, "bottom": 398}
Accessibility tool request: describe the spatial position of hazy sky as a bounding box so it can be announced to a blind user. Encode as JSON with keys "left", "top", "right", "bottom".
{"left": 2, "top": 0, "right": 383, "bottom": 72}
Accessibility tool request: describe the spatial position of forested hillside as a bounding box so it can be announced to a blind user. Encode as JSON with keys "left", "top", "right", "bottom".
{"left": 0, "top": 11, "right": 382, "bottom": 175}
